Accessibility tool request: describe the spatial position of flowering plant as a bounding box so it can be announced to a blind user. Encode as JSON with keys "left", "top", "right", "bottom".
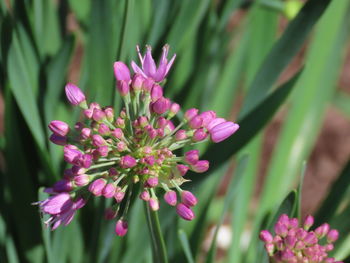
{"left": 36, "top": 45, "right": 239, "bottom": 247}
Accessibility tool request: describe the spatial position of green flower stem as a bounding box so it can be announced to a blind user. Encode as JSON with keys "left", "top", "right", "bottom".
{"left": 144, "top": 203, "right": 168, "bottom": 263}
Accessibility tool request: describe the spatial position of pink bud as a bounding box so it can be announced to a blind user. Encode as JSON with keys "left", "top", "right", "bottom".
{"left": 175, "top": 130, "right": 187, "bottom": 141}
{"left": 50, "top": 134, "right": 67, "bottom": 146}
{"left": 259, "top": 230, "right": 273, "bottom": 243}
{"left": 207, "top": 118, "right": 226, "bottom": 131}
{"left": 169, "top": 103, "right": 180, "bottom": 116}
{"left": 104, "top": 107, "right": 114, "bottom": 122}
{"left": 193, "top": 128, "right": 208, "bottom": 142}
{"left": 140, "top": 190, "right": 150, "bottom": 201}
{"left": 98, "top": 123, "right": 110, "bottom": 135}
{"left": 264, "top": 243, "right": 274, "bottom": 256}
{"left": 142, "top": 78, "right": 154, "bottom": 92}
{"left": 152, "top": 97, "right": 171, "bottom": 115}
{"left": 65, "top": 83, "right": 86, "bottom": 106}
{"left": 145, "top": 156, "right": 155, "bottom": 166}
{"left": 151, "top": 84, "right": 163, "bottom": 102}
{"left": 296, "top": 228, "right": 307, "bottom": 240}
{"left": 48, "top": 120, "right": 70, "bottom": 137}
{"left": 327, "top": 230, "right": 339, "bottom": 243}
{"left": 288, "top": 218, "right": 299, "bottom": 229}
{"left": 164, "top": 191, "right": 177, "bottom": 206}
{"left": 177, "top": 164, "right": 189, "bottom": 176}
{"left": 275, "top": 222, "right": 288, "bottom": 237}
{"left": 295, "top": 240, "right": 305, "bottom": 250}
{"left": 132, "top": 74, "right": 144, "bottom": 91}
{"left": 53, "top": 179, "right": 73, "bottom": 192}
{"left": 92, "top": 109, "right": 106, "bottom": 122}
{"left": 74, "top": 174, "right": 90, "bottom": 187}
{"left": 146, "top": 177, "right": 158, "bottom": 187}
{"left": 199, "top": 111, "right": 216, "bottom": 127}
{"left": 304, "top": 232, "right": 318, "bottom": 245}
{"left": 181, "top": 191, "right": 197, "bottom": 207}
{"left": 88, "top": 178, "right": 107, "bottom": 196}
{"left": 64, "top": 146, "right": 82, "bottom": 164}
{"left": 92, "top": 134, "right": 106, "bottom": 147}
{"left": 191, "top": 160, "right": 209, "bottom": 173}
{"left": 114, "top": 61, "right": 131, "bottom": 82}
{"left": 115, "top": 219, "right": 128, "bottom": 236}
{"left": 280, "top": 249, "right": 295, "bottom": 260}
{"left": 114, "top": 189, "right": 125, "bottom": 203}
{"left": 189, "top": 116, "right": 203, "bottom": 129}
{"left": 75, "top": 122, "right": 84, "bottom": 131}
{"left": 120, "top": 155, "right": 136, "bottom": 168}
{"left": 149, "top": 198, "right": 159, "bottom": 211}
{"left": 102, "top": 183, "right": 116, "bottom": 198}
{"left": 184, "top": 108, "right": 198, "bottom": 121}
{"left": 157, "top": 117, "right": 167, "bottom": 128}
{"left": 303, "top": 215, "right": 314, "bottom": 230}
{"left": 97, "top": 146, "right": 109, "bottom": 157}
{"left": 116, "top": 80, "right": 130, "bottom": 96}
{"left": 81, "top": 128, "right": 91, "bottom": 140}
{"left": 104, "top": 207, "right": 117, "bottom": 220}
{"left": 117, "top": 141, "right": 127, "bottom": 152}
{"left": 285, "top": 235, "right": 297, "bottom": 248}
{"left": 209, "top": 121, "right": 239, "bottom": 143}
{"left": 315, "top": 223, "right": 330, "bottom": 238}
{"left": 185, "top": 150, "right": 199, "bottom": 165}
{"left": 110, "top": 128, "right": 122, "bottom": 139}
{"left": 176, "top": 203, "right": 195, "bottom": 221}
{"left": 138, "top": 116, "right": 149, "bottom": 127}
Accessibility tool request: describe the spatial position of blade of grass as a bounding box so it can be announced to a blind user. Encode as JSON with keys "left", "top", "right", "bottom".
{"left": 178, "top": 229, "right": 195, "bottom": 263}
{"left": 240, "top": 0, "right": 332, "bottom": 119}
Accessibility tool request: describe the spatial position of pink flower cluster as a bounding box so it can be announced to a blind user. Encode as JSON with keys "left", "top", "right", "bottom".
{"left": 259, "top": 214, "right": 342, "bottom": 263}
{"left": 37, "top": 45, "right": 239, "bottom": 236}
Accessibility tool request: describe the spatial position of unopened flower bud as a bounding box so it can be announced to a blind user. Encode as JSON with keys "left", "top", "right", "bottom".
{"left": 185, "top": 150, "right": 199, "bottom": 165}
{"left": 168, "top": 103, "right": 180, "bottom": 117}
{"left": 120, "top": 155, "right": 136, "bottom": 168}
{"left": 117, "top": 80, "right": 130, "bottom": 96}
{"left": 102, "top": 183, "right": 116, "bottom": 198}
{"left": 132, "top": 74, "right": 144, "bottom": 91}
{"left": 98, "top": 123, "right": 110, "bottom": 135}
{"left": 151, "top": 84, "right": 163, "bottom": 102}
{"left": 275, "top": 222, "right": 288, "bottom": 237}
{"left": 259, "top": 230, "right": 273, "bottom": 243}
{"left": 176, "top": 203, "right": 195, "bottom": 221}
{"left": 50, "top": 134, "right": 67, "bottom": 146}
{"left": 193, "top": 128, "right": 208, "bottom": 142}
{"left": 200, "top": 111, "right": 216, "bottom": 127}
{"left": 209, "top": 121, "right": 239, "bottom": 143}
{"left": 189, "top": 116, "right": 203, "bottom": 129}
{"left": 115, "top": 219, "right": 128, "bottom": 236}
{"left": 53, "top": 179, "right": 73, "bottom": 192}
{"left": 114, "top": 61, "right": 131, "bottom": 82}
{"left": 92, "top": 134, "right": 106, "bottom": 147}
{"left": 327, "top": 230, "right": 339, "bottom": 243}
{"left": 105, "top": 207, "right": 118, "bottom": 220}
{"left": 92, "top": 109, "right": 106, "bottom": 122}
{"left": 152, "top": 97, "right": 171, "bottom": 115}
{"left": 149, "top": 198, "right": 159, "bottom": 211}
{"left": 140, "top": 190, "right": 150, "bottom": 201}
{"left": 191, "top": 160, "right": 209, "bottom": 173}
{"left": 104, "top": 107, "right": 114, "bottom": 122}
{"left": 315, "top": 223, "right": 330, "bottom": 238}
{"left": 142, "top": 78, "right": 154, "bottom": 92}
{"left": 65, "top": 83, "right": 86, "bottom": 107}
{"left": 303, "top": 215, "right": 314, "bottom": 230}
{"left": 181, "top": 191, "right": 197, "bottom": 207}
{"left": 74, "top": 174, "right": 90, "bottom": 187}
{"left": 48, "top": 120, "right": 70, "bottom": 137}
{"left": 175, "top": 130, "right": 187, "bottom": 141}
{"left": 177, "top": 164, "right": 189, "bottom": 176}
{"left": 184, "top": 108, "right": 198, "bottom": 121}
{"left": 207, "top": 117, "right": 226, "bottom": 131}
{"left": 88, "top": 178, "right": 107, "bottom": 196}
{"left": 114, "top": 189, "right": 126, "bottom": 203}
{"left": 164, "top": 191, "right": 177, "bottom": 206}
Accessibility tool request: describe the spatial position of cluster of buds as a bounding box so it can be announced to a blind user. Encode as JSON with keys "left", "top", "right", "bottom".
{"left": 36, "top": 45, "right": 239, "bottom": 236}
{"left": 259, "top": 214, "right": 342, "bottom": 263}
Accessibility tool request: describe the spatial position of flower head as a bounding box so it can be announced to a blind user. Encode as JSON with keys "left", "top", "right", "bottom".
{"left": 131, "top": 44, "right": 176, "bottom": 82}
{"left": 259, "top": 214, "right": 343, "bottom": 262}
{"left": 36, "top": 44, "right": 239, "bottom": 236}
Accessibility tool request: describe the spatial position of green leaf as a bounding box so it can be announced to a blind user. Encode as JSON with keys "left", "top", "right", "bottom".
{"left": 240, "top": 0, "right": 332, "bottom": 118}
{"left": 178, "top": 230, "right": 195, "bottom": 263}
{"left": 315, "top": 159, "right": 350, "bottom": 226}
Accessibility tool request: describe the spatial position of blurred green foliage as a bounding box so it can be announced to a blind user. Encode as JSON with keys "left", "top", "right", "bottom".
{"left": 1, "top": 0, "right": 350, "bottom": 262}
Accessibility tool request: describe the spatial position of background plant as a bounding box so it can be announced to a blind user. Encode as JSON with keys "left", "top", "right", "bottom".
{"left": 1, "top": 0, "right": 350, "bottom": 262}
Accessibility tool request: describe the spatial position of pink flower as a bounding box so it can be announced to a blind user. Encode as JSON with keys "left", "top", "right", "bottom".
{"left": 185, "top": 150, "right": 199, "bottom": 165}
{"left": 40, "top": 193, "right": 72, "bottom": 214}
{"left": 149, "top": 198, "right": 159, "bottom": 211}
{"left": 152, "top": 97, "right": 171, "bottom": 115}
{"left": 65, "top": 83, "right": 86, "bottom": 106}
{"left": 176, "top": 164, "right": 189, "bottom": 176}
{"left": 116, "top": 80, "right": 130, "bottom": 96}
{"left": 49, "top": 134, "right": 67, "bottom": 146}
{"left": 48, "top": 120, "right": 70, "bottom": 137}
{"left": 131, "top": 44, "right": 176, "bottom": 82}
{"left": 209, "top": 121, "right": 239, "bottom": 143}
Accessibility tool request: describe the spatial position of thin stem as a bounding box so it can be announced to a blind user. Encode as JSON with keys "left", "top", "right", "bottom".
{"left": 144, "top": 202, "right": 168, "bottom": 263}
